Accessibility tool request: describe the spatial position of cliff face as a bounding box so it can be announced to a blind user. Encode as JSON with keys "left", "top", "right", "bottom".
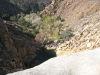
{"left": 41, "top": 0, "right": 100, "bottom": 24}
{"left": 0, "top": 19, "right": 41, "bottom": 75}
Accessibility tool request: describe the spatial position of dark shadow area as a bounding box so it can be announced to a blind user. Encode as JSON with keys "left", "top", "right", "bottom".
{"left": 0, "top": 19, "right": 56, "bottom": 75}
{"left": 0, "top": 0, "right": 22, "bottom": 18}
{"left": 36, "top": 47, "right": 56, "bottom": 64}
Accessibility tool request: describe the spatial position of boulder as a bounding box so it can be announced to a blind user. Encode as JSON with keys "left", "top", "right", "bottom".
{"left": 7, "top": 47, "right": 100, "bottom": 75}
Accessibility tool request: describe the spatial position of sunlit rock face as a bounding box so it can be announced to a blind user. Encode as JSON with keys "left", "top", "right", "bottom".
{"left": 41, "top": 0, "right": 100, "bottom": 24}
{"left": 56, "top": 11, "right": 100, "bottom": 56}
{"left": 7, "top": 48, "right": 100, "bottom": 75}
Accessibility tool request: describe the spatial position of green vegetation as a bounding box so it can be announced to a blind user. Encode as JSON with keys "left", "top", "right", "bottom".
{"left": 55, "top": 15, "right": 61, "bottom": 21}
{"left": 10, "top": 15, "right": 17, "bottom": 22}
{"left": 30, "top": 29, "right": 39, "bottom": 36}
{"left": 2, "top": 14, "right": 10, "bottom": 20}
{"left": 52, "top": 28, "right": 60, "bottom": 40}
{"left": 17, "top": 17, "right": 31, "bottom": 27}
{"left": 40, "top": 15, "right": 64, "bottom": 40}
{"left": 60, "top": 29, "right": 74, "bottom": 40}
{"left": 2, "top": 12, "right": 73, "bottom": 41}
{"left": 10, "top": 13, "right": 39, "bottom": 37}
{"left": 18, "top": 17, "right": 39, "bottom": 36}
{"left": 42, "top": 15, "right": 53, "bottom": 24}
{"left": 30, "top": 9, "right": 40, "bottom": 14}
{"left": 30, "top": 9, "right": 35, "bottom": 13}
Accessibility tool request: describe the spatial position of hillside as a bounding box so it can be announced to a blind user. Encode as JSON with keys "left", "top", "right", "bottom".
{"left": 41, "top": 0, "right": 100, "bottom": 24}
{"left": 0, "top": 19, "right": 48, "bottom": 75}
{"left": 56, "top": 11, "right": 100, "bottom": 56}
{"left": 2, "top": 0, "right": 100, "bottom": 75}
{"left": 0, "top": 0, "right": 22, "bottom": 17}
{"left": 40, "top": 0, "right": 100, "bottom": 56}
{"left": 9, "top": 0, "right": 51, "bottom": 13}
{"left": 0, "top": 0, "right": 51, "bottom": 18}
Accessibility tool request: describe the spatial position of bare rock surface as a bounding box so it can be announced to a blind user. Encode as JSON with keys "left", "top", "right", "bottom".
{"left": 56, "top": 11, "right": 100, "bottom": 56}
{"left": 41, "top": 0, "right": 100, "bottom": 24}
{"left": 7, "top": 48, "right": 100, "bottom": 75}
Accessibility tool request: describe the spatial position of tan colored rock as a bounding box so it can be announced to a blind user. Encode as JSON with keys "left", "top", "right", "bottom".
{"left": 56, "top": 11, "right": 100, "bottom": 56}
{"left": 87, "top": 42, "right": 92, "bottom": 48}
{"left": 41, "top": 0, "right": 100, "bottom": 25}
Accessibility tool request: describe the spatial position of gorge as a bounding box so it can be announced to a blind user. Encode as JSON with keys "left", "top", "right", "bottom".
{"left": 1, "top": 0, "right": 100, "bottom": 75}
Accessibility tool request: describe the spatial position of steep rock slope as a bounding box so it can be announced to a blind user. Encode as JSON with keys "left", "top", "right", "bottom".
{"left": 40, "top": 0, "right": 100, "bottom": 56}
{"left": 56, "top": 11, "right": 100, "bottom": 56}
{"left": 41, "top": 0, "right": 100, "bottom": 24}
{"left": 0, "top": 19, "right": 41, "bottom": 75}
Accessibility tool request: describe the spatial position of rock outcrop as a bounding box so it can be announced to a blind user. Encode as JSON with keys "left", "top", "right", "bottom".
{"left": 56, "top": 11, "right": 100, "bottom": 56}
{"left": 0, "top": 19, "right": 41, "bottom": 75}
{"left": 41, "top": 0, "right": 100, "bottom": 24}
{"left": 7, "top": 48, "right": 100, "bottom": 75}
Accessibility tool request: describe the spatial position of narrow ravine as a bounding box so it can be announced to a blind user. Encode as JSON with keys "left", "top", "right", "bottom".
{"left": 35, "top": 47, "right": 56, "bottom": 65}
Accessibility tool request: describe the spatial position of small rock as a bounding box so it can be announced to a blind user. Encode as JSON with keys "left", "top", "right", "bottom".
{"left": 87, "top": 42, "right": 92, "bottom": 48}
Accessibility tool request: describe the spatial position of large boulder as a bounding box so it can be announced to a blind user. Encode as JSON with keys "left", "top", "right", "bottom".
{"left": 7, "top": 48, "right": 100, "bottom": 75}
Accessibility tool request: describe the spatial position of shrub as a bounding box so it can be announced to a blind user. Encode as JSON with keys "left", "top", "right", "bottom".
{"left": 21, "top": 26, "right": 27, "bottom": 30}
{"left": 42, "top": 15, "right": 53, "bottom": 24}
{"left": 40, "top": 15, "right": 53, "bottom": 34}
{"left": 2, "top": 14, "right": 10, "bottom": 20}
{"left": 18, "top": 17, "right": 32, "bottom": 26}
{"left": 55, "top": 16, "right": 61, "bottom": 21}
{"left": 30, "top": 9, "right": 37, "bottom": 13}
{"left": 52, "top": 28, "right": 60, "bottom": 40}
{"left": 60, "top": 29, "right": 74, "bottom": 40}
{"left": 18, "top": 17, "right": 26, "bottom": 25}
{"left": 40, "top": 15, "right": 64, "bottom": 40}
{"left": 54, "top": 20, "right": 62, "bottom": 27}
{"left": 30, "top": 29, "right": 39, "bottom": 36}
{"left": 10, "top": 15, "right": 17, "bottom": 22}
